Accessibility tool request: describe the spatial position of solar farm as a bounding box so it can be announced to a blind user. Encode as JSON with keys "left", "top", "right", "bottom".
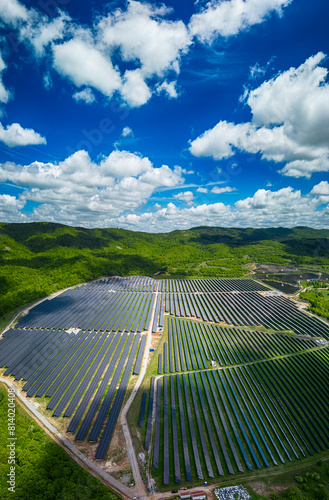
{"left": 129, "top": 277, "right": 329, "bottom": 488}
{"left": 1, "top": 275, "right": 329, "bottom": 490}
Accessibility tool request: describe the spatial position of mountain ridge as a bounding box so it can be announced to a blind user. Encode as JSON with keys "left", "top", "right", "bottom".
{"left": 0, "top": 222, "right": 328, "bottom": 318}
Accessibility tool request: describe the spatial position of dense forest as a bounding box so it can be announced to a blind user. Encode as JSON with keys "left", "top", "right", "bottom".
{"left": 0, "top": 222, "right": 328, "bottom": 318}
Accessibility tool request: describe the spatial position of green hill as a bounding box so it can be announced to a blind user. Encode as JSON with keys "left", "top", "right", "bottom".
{"left": 0, "top": 222, "right": 328, "bottom": 318}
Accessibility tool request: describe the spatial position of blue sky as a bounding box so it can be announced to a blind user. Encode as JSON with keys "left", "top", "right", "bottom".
{"left": 0, "top": 0, "right": 328, "bottom": 231}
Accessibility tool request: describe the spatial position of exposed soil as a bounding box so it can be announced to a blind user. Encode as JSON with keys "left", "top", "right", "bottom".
{"left": 249, "top": 481, "right": 289, "bottom": 498}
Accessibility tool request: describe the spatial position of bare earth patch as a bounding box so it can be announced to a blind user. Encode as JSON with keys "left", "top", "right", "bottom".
{"left": 249, "top": 481, "right": 288, "bottom": 497}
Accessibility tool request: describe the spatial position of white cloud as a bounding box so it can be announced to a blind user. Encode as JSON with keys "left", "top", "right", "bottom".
{"left": 189, "top": 0, "right": 292, "bottom": 42}
{"left": 249, "top": 62, "right": 267, "bottom": 79}
{"left": 0, "top": 55, "right": 11, "bottom": 104}
{"left": 0, "top": 194, "right": 26, "bottom": 222}
{"left": 57, "top": 0, "right": 190, "bottom": 107}
{"left": 0, "top": 194, "right": 24, "bottom": 210}
{"left": 122, "top": 126, "right": 134, "bottom": 138}
{"left": 310, "top": 181, "right": 329, "bottom": 205}
{"left": 279, "top": 157, "right": 329, "bottom": 178}
{"left": 0, "top": 0, "right": 294, "bottom": 111}
{"left": 43, "top": 72, "right": 53, "bottom": 90}
{"left": 0, "top": 0, "right": 29, "bottom": 25}
{"left": 311, "top": 181, "right": 329, "bottom": 196}
{"left": 73, "top": 87, "right": 96, "bottom": 104}
{"left": 0, "top": 149, "right": 184, "bottom": 224}
{"left": 98, "top": 1, "right": 191, "bottom": 77}
{"left": 197, "top": 187, "right": 208, "bottom": 193}
{"left": 53, "top": 38, "right": 122, "bottom": 98}
{"left": 173, "top": 190, "right": 195, "bottom": 203}
{"left": 211, "top": 186, "right": 237, "bottom": 194}
{"left": 20, "top": 11, "right": 70, "bottom": 57}
{"left": 190, "top": 53, "right": 329, "bottom": 178}
{"left": 156, "top": 81, "right": 179, "bottom": 99}
{"left": 0, "top": 122, "right": 46, "bottom": 147}
{"left": 116, "top": 201, "right": 232, "bottom": 231}
{"left": 100, "top": 150, "right": 152, "bottom": 178}
{"left": 113, "top": 186, "right": 328, "bottom": 232}
{"left": 120, "top": 69, "right": 152, "bottom": 107}
{"left": 190, "top": 120, "right": 251, "bottom": 160}
{"left": 235, "top": 187, "right": 298, "bottom": 210}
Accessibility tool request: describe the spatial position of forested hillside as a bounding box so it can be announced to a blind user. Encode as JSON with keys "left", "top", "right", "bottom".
{"left": 0, "top": 222, "right": 328, "bottom": 318}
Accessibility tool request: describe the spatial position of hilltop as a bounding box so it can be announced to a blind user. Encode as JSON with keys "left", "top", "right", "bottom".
{"left": 0, "top": 222, "right": 328, "bottom": 317}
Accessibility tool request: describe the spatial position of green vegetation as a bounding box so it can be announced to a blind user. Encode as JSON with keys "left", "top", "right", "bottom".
{"left": 1, "top": 222, "right": 329, "bottom": 318}
{"left": 0, "top": 384, "right": 120, "bottom": 500}
{"left": 300, "top": 285, "right": 329, "bottom": 320}
{"left": 246, "top": 458, "right": 329, "bottom": 499}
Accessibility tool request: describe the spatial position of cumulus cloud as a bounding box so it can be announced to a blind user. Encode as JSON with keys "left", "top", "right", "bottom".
{"left": 310, "top": 181, "right": 329, "bottom": 205}
{"left": 122, "top": 126, "right": 134, "bottom": 138}
{"left": 173, "top": 190, "right": 195, "bottom": 203}
{"left": 113, "top": 186, "right": 328, "bottom": 232}
{"left": 189, "top": 0, "right": 292, "bottom": 42}
{"left": 311, "top": 181, "right": 329, "bottom": 196}
{"left": 20, "top": 10, "right": 70, "bottom": 57}
{"left": 0, "top": 122, "right": 46, "bottom": 147}
{"left": 53, "top": 38, "right": 122, "bottom": 98}
{"left": 197, "top": 187, "right": 208, "bottom": 193}
{"left": 47, "top": 0, "right": 190, "bottom": 107}
{"left": 1, "top": 173, "right": 328, "bottom": 230}
{"left": 156, "top": 81, "right": 179, "bottom": 99}
{"left": 120, "top": 69, "right": 152, "bottom": 107}
{"left": 98, "top": 1, "right": 191, "bottom": 77}
{"left": 0, "top": 0, "right": 193, "bottom": 108}
{"left": 73, "top": 87, "right": 96, "bottom": 104}
{"left": 0, "top": 149, "right": 184, "bottom": 223}
{"left": 0, "top": 194, "right": 26, "bottom": 222}
{"left": 190, "top": 120, "right": 251, "bottom": 160}
{"left": 211, "top": 186, "right": 237, "bottom": 194}
{"left": 0, "top": 0, "right": 29, "bottom": 25}
{"left": 116, "top": 201, "right": 231, "bottom": 231}
{"left": 0, "top": 55, "right": 11, "bottom": 104}
{"left": 0, "top": 194, "right": 24, "bottom": 210}
{"left": 190, "top": 53, "right": 329, "bottom": 178}
{"left": 0, "top": 0, "right": 293, "bottom": 109}
{"left": 0, "top": 49, "right": 46, "bottom": 148}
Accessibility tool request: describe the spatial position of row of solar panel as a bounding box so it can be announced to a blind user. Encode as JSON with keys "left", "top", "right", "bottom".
{"left": 158, "top": 278, "right": 270, "bottom": 294}
{"left": 0, "top": 328, "right": 146, "bottom": 459}
{"left": 157, "top": 317, "right": 318, "bottom": 373}
{"left": 142, "top": 347, "right": 329, "bottom": 482}
{"left": 165, "top": 291, "right": 329, "bottom": 339}
{"left": 17, "top": 289, "right": 155, "bottom": 333}
{"left": 77, "top": 275, "right": 157, "bottom": 292}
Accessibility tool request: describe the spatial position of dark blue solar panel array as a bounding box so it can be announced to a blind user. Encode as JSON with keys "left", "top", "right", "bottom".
{"left": 149, "top": 348, "right": 329, "bottom": 484}
{"left": 4, "top": 274, "right": 329, "bottom": 472}
{"left": 163, "top": 375, "right": 170, "bottom": 486}
{"left": 0, "top": 276, "right": 151, "bottom": 462}
{"left": 165, "top": 289, "right": 329, "bottom": 339}
{"left": 133, "top": 335, "right": 146, "bottom": 375}
{"left": 138, "top": 392, "right": 147, "bottom": 428}
{"left": 95, "top": 334, "right": 141, "bottom": 460}
{"left": 152, "top": 378, "right": 161, "bottom": 469}
{"left": 164, "top": 317, "right": 317, "bottom": 372}
{"left": 144, "top": 377, "right": 155, "bottom": 451}
{"left": 17, "top": 289, "right": 155, "bottom": 333}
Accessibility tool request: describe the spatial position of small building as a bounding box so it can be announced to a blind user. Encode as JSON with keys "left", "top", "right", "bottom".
{"left": 179, "top": 493, "right": 191, "bottom": 499}
{"left": 191, "top": 491, "right": 207, "bottom": 500}
{"left": 180, "top": 490, "right": 206, "bottom": 500}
